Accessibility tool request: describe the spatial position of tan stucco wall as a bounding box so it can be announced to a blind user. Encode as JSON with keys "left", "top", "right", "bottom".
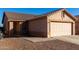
{"left": 75, "top": 22, "right": 79, "bottom": 35}
{"left": 9, "top": 22, "right": 13, "bottom": 36}
{"left": 47, "top": 11, "right": 74, "bottom": 22}
{"left": 28, "top": 17, "right": 47, "bottom": 37}
{"left": 9, "top": 22, "right": 13, "bottom": 31}
{"left": 3, "top": 15, "right": 9, "bottom": 36}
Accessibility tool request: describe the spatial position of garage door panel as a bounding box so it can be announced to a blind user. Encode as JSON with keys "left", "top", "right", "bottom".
{"left": 50, "top": 22, "right": 72, "bottom": 37}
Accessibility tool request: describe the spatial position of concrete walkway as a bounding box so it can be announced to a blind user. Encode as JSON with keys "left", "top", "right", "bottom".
{"left": 23, "top": 37, "right": 55, "bottom": 42}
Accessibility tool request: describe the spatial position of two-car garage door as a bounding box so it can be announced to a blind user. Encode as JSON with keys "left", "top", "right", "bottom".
{"left": 50, "top": 22, "right": 72, "bottom": 37}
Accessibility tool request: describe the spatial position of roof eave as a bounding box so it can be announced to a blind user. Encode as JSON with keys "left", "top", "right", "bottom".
{"left": 63, "top": 9, "right": 77, "bottom": 21}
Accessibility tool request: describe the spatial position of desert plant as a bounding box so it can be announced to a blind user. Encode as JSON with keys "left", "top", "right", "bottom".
{"left": 0, "top": 31, "right": 3, "bottom": 39}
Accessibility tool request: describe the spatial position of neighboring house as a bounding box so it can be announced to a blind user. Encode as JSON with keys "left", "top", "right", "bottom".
{"left": 2, "top": 8, "right": 77, "bottom": 38}
{"left": 75, "top": 15, "right": 79, "bottom": 35}
{"left": 0, "top": 27, "right": 3, "bottom": 32}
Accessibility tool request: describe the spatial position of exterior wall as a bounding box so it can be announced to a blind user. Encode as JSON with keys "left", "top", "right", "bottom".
{"left": 73, "top": 22, "right": 75, "bottom": 35}
{"left": 75, "top": 22, "right": 79, "bottom": 35}
{"left": 9, "top": 22, "right": 13, "bottom": 36}
{"left": 28, "top": 17, "right": 47, "bottom": 37}
{"left": 47, "top": 11, "right": 75, "bottom": 37}
{"left": 9, "top": 22, "right": 13, "bottom": 31}
{"left": 47, "top": 11, "right": 74, "bottom": 22}
{"left": 3, "top": 15, "right": 9, "bottom": 36}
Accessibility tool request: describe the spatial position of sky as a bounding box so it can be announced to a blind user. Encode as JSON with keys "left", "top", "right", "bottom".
{"left": 0, "top": 8, "right": 79, "bottom": 26}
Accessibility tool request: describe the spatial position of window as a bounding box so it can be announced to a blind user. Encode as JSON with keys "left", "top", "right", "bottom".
{"left": 61, "top": 11, "right": 65, "bottom": 19}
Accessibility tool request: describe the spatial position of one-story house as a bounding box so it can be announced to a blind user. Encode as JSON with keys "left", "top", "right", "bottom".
{"left": 2, "top": 8, "right": 77, "bottom": 38}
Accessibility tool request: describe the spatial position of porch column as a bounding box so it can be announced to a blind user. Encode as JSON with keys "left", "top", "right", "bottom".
{"left": 73, "top": 22, "right": 75, "bottom": 35}
{"left": 8, "top": 22, "right": 13, "bottom": 36}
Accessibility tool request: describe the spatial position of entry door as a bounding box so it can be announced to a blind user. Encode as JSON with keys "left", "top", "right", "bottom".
{"left": 50, "top": 22, "right": 72, "bottom": 37}
{"left": 13, "top": 22, "right": 20, "bottom": 35}
{"left": 21, "top": 21, "right": 29, "bottom": 35}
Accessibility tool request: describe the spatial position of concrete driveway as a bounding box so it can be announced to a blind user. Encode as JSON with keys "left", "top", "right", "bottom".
{"left": 23, "top": 35, "right": 79, "bottom": 45}
{"left": 53, "top": 35, "right": 79, "bottom": 45}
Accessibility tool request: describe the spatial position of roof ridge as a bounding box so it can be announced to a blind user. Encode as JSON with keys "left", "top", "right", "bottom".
{"left": 4, "top": 8, "right": 65, "bottom": 16}
{"left": 41, "top": 8, "right": 65, "bottom": 16}
{"left": 4, "top": 11, "right": 38, "bottom": 16}
{"left": 30, "top": 8, "right": 77, "bottom": 21}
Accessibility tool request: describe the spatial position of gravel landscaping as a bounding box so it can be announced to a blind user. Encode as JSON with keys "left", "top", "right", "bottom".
{"left": 0, "top": 36, "right": 79, "bottom": 50}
